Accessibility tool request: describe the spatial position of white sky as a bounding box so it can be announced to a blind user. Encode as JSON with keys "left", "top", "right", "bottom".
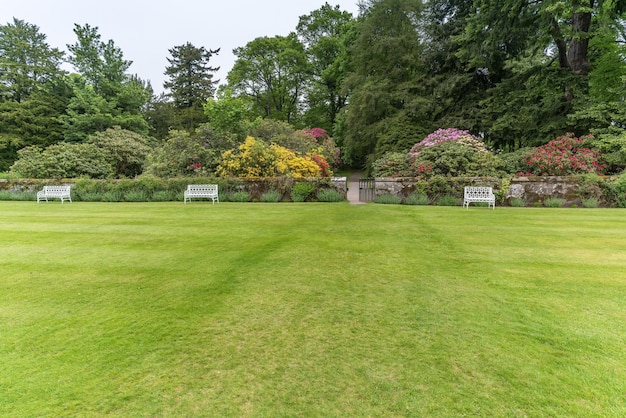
{"left": 3, "top": 0, "right": 360, "bottom": 94}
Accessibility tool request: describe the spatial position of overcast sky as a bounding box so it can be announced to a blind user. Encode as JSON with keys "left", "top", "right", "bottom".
{"left": 3, "top": 0, "right": 360, "bottom": 94}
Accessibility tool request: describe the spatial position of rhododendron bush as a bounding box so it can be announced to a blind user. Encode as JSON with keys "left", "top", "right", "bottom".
{"left": 410, "top": 128, "right": 488, "bottom": 155}
{"left": 372, "top": 128, "right": 500, "bottom": 177}
{"left": 522, "top": 133, "right": 604, "bottom": 176}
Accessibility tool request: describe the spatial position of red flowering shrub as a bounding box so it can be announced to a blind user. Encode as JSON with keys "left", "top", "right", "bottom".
{"left": 522, "top": 133, "right": 604, "bottom": 176}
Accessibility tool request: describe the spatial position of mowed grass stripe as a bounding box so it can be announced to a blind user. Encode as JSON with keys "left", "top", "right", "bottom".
{"left": 1, "top": 202, "right": 625, "bottom": 416}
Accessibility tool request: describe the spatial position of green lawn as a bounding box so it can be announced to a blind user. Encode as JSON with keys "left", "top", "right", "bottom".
{"left": 1, "top": 202, "right": 625, "bottom": 417}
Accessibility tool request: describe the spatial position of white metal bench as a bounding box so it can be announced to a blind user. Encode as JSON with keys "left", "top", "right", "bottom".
{"left": 37, "top": 185, "right": 72, "bottom": 203}
{"left": 184, "top": 184, "right": 219, "bottom": 204}
{"left": 463, "top": 186, "right": 495, "bottom": 209}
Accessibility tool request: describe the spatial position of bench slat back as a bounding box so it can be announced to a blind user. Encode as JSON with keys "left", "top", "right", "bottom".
{"left": 186, "top": 184, "right": 217, "bottom": 194}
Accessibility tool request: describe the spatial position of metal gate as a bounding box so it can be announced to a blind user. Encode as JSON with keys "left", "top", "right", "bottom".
{"left": 359, "top": 178, "right": 375, "bottom": 202}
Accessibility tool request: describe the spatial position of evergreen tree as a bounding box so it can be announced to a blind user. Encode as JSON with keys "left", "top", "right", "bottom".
{"left": 163, "top": 42, "right": 220, "bottom": 130}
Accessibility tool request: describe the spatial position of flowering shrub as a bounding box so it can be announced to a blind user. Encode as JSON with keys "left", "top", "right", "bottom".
{"left": 522, "top": 133, "right": 604, "bottom": 176}
{"left": 217, "top": 136, "right": 325, "bottom": 178}
{"left": 413, "top": 141, "right": 502, "bottom": 177}
{"left": 300, "top": 128, "right": 341, "bottom": 169}
{"left": 371, "top": 152, "right": 433, "bottom": 178}
{"left": 410, "top": 128, "right": 488, "bottom": 155}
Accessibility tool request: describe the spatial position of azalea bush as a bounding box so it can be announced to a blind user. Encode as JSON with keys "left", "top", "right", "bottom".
{"left": 522, "top": 133, "right": 604, "bottom": 176}
{"left": 217, "top": 136, "right": 327, "bottom": 178}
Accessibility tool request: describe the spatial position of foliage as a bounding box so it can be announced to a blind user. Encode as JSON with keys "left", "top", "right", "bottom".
{"left": 164, "top": 42, "right": 220, "bottom": 108}
{"left": 228, "top": 34, "right": 310, "bottom": 123}
{"left": 290, "top": 181, "right": 316, "bottom": 202}
{"left": 522, "top": 133, "right": 604, "bottom": 176}
{"left": 217, "top": 136, "right": 324, "bottom": 179}
{"left": 203, "top": 89, "right": 252, "bottom": 140}
{"left": 413, "top": 141, "right": 502, "bottom": 177}
{"left": 435, "top": 195, "right": 459, "bottom": 206}
{"left": 296, "top": 4, "right": 354, "bottom": 130}
{"left": 228, "top": 191, "right": 250, "bottom": 202}
{"left": 510, "top": 197, "right": 526, "bottom": 207}
{"left": 164, "top": 42, "right": 220, "bottom": 131}
{"left": 340, "top": 0, "right": 428, "bottom": 167}
{"left": 371, "top": 152, "right": 434, "bottom": 178}
{"left": 581, "top": 198, "right": 599, "bottom": 208}
{"left": 405, "top": 193, "right": 429, "bottom": 205}
{"left": 144, "top": 127, "right": 232, "bottom": 178}
{"left": 373, "top": 193, "right": 403, "bottom": 204}
{"left": 499, "top": 148, "right": 533, "bottom": 175}
{"left": 607, "top": 172, "right": 626, "bottom": 208}
{"left": 372, "top": 128, "right": 499, "bottom": 178}
{"left": 585, "top": 132, "right": 626, "bottom": 175}
{"left": 10, "top": 143, "right": 112, "bottom": 178}
{"left": 87, "top": 126, "right": 153, "bottom": 178}
{"left": 316, "top": 188, "right": 344, "bottom": 202}
{"left": 495, "top": 178, "right": 510, "bottom": 204}
{"left": 260, "top": 190, "right": 283, "bottom": 202}
{"left": 544, "top": 198, "right": 565, "bottom": 208}
{"left": 410, "top": 128, "right": 488, "bottom": 154}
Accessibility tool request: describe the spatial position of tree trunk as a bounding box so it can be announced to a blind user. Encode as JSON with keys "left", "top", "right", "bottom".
{"left": 566, "top": 3, "right": 593, "bottom": 76}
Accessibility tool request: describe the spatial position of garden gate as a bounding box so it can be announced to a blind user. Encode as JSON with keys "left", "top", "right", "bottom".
{"left": 359, "top": 178, "right": 375, "bottom": 202}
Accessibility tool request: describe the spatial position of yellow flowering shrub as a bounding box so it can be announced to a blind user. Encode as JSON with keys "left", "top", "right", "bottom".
{"left": 217, "top": 136, "right": 324, "bottom": 178}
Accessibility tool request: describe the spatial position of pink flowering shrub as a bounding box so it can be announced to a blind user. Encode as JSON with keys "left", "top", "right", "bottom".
{"left": 410, "top": 128, "right": 488, "bottom": 155}
{"left": 522, "top": 133, "right": 604, "bottom": 176}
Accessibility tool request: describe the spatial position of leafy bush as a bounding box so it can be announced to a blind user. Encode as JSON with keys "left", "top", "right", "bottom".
{"left": 413, "top": 141, "right": 503, "bottom": 177}
{"left": 544, "top": 198, "right": 565, "bottom": 207}
{"left": 101, "top": 191, "right": 122, "bottom": 202}
{"left": 510, "top": 197, "right": 526, "bottom": 207}
{"left": 261, "top": 190, "right": 282, "bottom": 202}
{"left": 87, "top": 127, "right": 153, "bottom": 178}
{"left": 0, "top": 191, "right": 34, "bottom": 201}
{"left": 436, "top": 195, "right": 459, "bottom": 206}
{"left": 405, "top": 193, "right": 429, "bottom": 205}
{"left": 317, "top": 188, "right": 344, "bottom": 202}
{"left": 218, "top": 136, "right": 323, "bottom": 178}
{"left": 581, "top": 198, "right": 599, "bottom": 208}
{"left": 410, "top": 128, "right": 488, "bottom": 154}
{"left": 373, "top": 193, "right": 402, "bottom": 204}
{"left": 10, "top": 143, "right": 113, "bottom": 179}
{"left": 229, "top": 191, "right": 250, "bottom": 202}
{"left": 606, "top": 172, "right": 626, "bottom": 207}
{"left": 78, "top": 192, "right": 102, "bottom": 202}
{"left": 123, "top": 190, "right": 149, "bottom": 202}
{"left": 584, "top": 133, "right": 626, "bottom": 175}
{"left": 522, "top": 133, "right": 604, "bottom": 176}
{"left": 371, "top": 152, "right": 435, "bottom": 178}
{"left": 499, "top": 148, "right": 533, "bottom": 175}
{"left": 151, "top": 191, "right": 177, "bottom": 202}
{"left": 291, "top": 182, "right": 316, "bottom": 202}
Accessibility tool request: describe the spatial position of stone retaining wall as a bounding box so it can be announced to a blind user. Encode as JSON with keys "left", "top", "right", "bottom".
{"left": 370, "top": 176, "right": 586, "bottom": 206}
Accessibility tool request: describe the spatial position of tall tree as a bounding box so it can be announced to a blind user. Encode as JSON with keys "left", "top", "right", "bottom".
{"left": 0, "top": 18, "right": 67, "bottom": 169}
{"left": 227, "top": 34, "right": 310, "bottom": 124}
{"left": 458, "top": 0, "right": 626, "bottom": 148}
{"left": 164, "top": 42, "right": 220, "bottom": 108}
{"left": 67, "top": 24, "right": 132, "bottom": 99}
{"left": 296, "top": 3, "right": 355, "bottom": 131}
{"left": 340, "top": 0, "right": 427, "bottom": 167}
{"left": 65, "top": 25, "right": 150, "bottom": 141}
{"left": 0, "top": 18, "right": 65, "bottom": 103}
{"left": 163, "top": 42, "right": 219, "bottom": 131}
